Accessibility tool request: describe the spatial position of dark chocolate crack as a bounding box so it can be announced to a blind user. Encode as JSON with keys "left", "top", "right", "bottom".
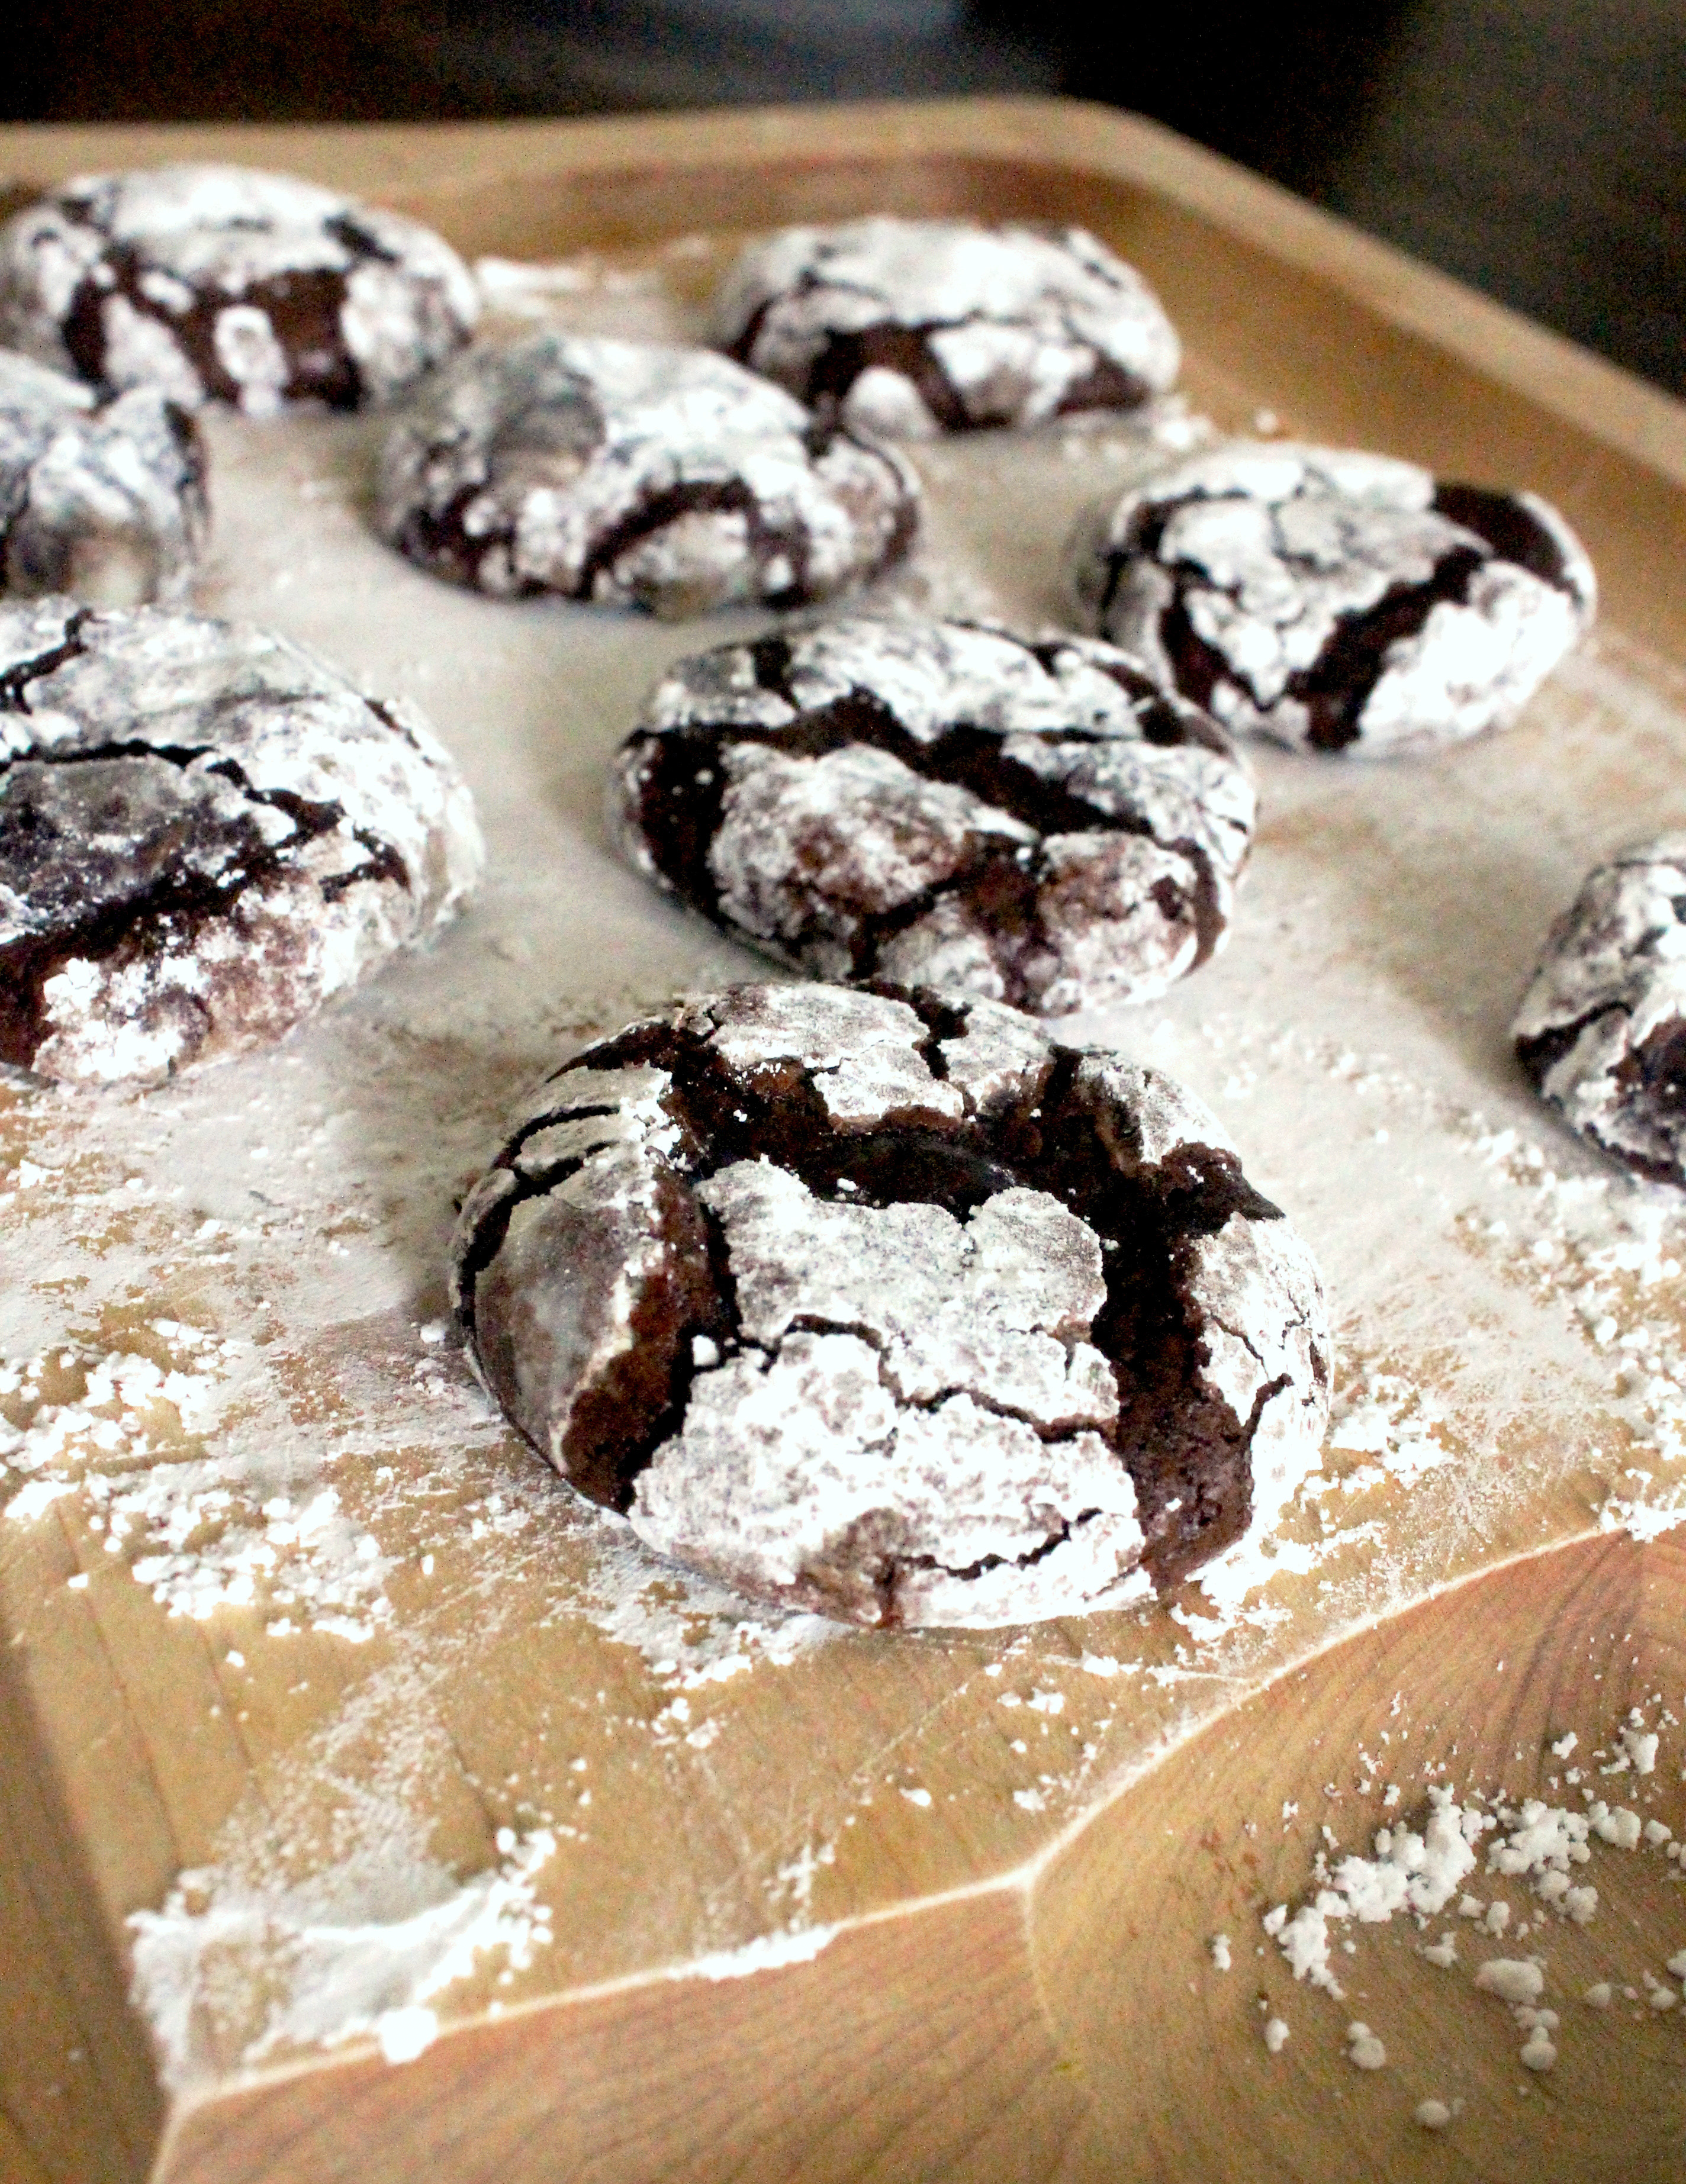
{"left": 1514, "top": 1005, "right": 1614, "bottom": 1093}
{"left": 386, "top": 481, "right": 522, "bottom": 595}
{"left": 456, "top": 992, "right": 1305, "bottom": 1586}
{"left": 720, "top": 220, "right": 1172, "bottom": 435}
{"left": 0, "top": 608, "right": 92, "bottom": 710}
{"left": 1430, "top": 484, "right": 1577, "bottom": 597}
{"left": 760, "top": 318, "right": 1151, "bottom": 433}
{"left": 577, "top": 478, "right": 815, "bottom": 611}
{"left": 1518, "top": 998, "right": 1686, "bottom": 1189}
{"left": 0, "top": 735, "right": 405, "bottom": 1072}
{"left": 62, "top": 240, "right": 368, "bottom": 410}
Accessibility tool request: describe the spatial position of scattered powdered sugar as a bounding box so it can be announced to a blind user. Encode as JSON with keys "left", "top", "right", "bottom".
{"left": 1, "top": 1329, "right": 236, "bottom": 1519}
{"left": 1320, "top": 1370, "right": 1452, "bottom": 1488}
{"left": 569, "top": 1500, "right": 838, "bottom": 1696}
{"left": 128, "top": 1822, "right": 556, "bottom": 2089}
{"left": 1258, "top": 1692, "right": 1686, "bottom": 2114}
{"left": 9, "top": 238, "right": 1686, "bottom": 2105}
{"left": 1456, "top": 1119, "right": 1686, "bottom": 1539}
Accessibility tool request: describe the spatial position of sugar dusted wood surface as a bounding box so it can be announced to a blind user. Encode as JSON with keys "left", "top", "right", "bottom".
{"left": 3, "top": 101, "right": 1686, "bottom": 2184}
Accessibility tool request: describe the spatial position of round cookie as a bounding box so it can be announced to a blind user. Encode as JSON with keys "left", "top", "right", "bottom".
{"left": 1514, "top": 836, "right": 1686, "bottom": 1185}
{"left": 0, "top": 165, "right": 478, "bottom": 415}
{"left": 608, "top": 615, "right": 1254, "bottom": 1015}
{"left": 711, "top": 216, "right": 1180, "bottom": 439}
{"left": 0, "top": 348, "right": 206, "bottom": 605}
{"left": 375, "top": 331, "right": 919, "bottom": 619}
{"left": 1067, "top": 443, "right": 1596, "bottom": 757}
{"left": 0, "top": 597, "right": 483, "bottom": 1086}
{"left": 449, "top": 983, "right": 1331, "bottom": 1628}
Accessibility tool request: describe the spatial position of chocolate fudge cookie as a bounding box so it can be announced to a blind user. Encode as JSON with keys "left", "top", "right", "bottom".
{"left": 0, "top": 165, "right": 478, "bottom": 415}
{"left": 375, "top": 331, "right": 918, "bottom": 618}
{"left": 608, "top": 616, "right": 1254, "bottom": 1014}
{"left": 712, "top": 217, "right": 1180, "bottom": 439}
{"left": 450, "top": 983, "right": 1330, "bottom": 1627}
{"left": 1514, "top": 836, "right": 1686, "bottom": 1185}
{"left": 0, "top": 598, "right": 483, "bottom": 1086}
{"left": 1067, "top": 444, "right": 1596, "bottom": 756}
{"left": 0, "top": 349, "right": 205, "bottom": 605}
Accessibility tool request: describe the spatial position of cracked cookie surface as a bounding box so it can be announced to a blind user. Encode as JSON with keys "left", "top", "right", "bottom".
{"left": 1067, "top": 443, "right": 1595, "bottom": 756}
{"left": 375, "top": 331, "right": 919, "bottom": 619}
{"left": 1514, "top": 835, "right": 1686, "bottom": 1185}
{"left": 0, "top": 597, "right": 483, "bottom": 1085}
{"left": 0, "top": 348, "right": 206, "bottom": 605}
{"left": 0, "top": 165, "right": 478, "bottom": 415}
{"left": 449, "top": 983, "right": 1330, "bottom": 1628}
{"left": 712, "top": 217, "right": 1179, "bottom": 439}
{"left": 608, "top": 615, "right": 1254, "bottom": 1014}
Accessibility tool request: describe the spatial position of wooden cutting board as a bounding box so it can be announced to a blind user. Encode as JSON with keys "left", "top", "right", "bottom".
{"left": 2, "top": 98, "right": 1685, "bottom": 2184}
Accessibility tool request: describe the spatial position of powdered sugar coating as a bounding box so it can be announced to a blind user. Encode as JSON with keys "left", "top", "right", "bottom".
{"left": 609, "top": 613, "right": 1254, "bottom": 1013}
{"left": 449, "top": 983, "right": 1331, "bottom": 1627}
{"left": 712, "top": 217, "right": 1179, "bottom": 439}
{"left": 1513, "top": 835, "right": 1686, "bottom": 1184}
{"left": 0, "top": 347, "right": 205, "bottom": 605}
{"left": 0, "top": 166, "right": 478, "bottom": 415}
{"left": 375, "top": 332, "right": 918, "bottom": 619}
{"left": 1067, "top": 443, "right": 1595, "bottom": 756}
{"left": 0, "top": 598, "right": 483, "bottom": 1085}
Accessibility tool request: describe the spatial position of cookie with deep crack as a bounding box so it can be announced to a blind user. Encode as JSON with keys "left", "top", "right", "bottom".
{"left": 1514, "top": 836, "right": 1686, "bottom": 1184}
{"left": 0, "top": 597, "right": 484, "bottom": 1086}
{"left": 712, "top": 217, "right": 1180, "bottom": 439}
{"left": 0, "top": 165, "right": 478, "bottom": 415}
{"left": 375, "top": 331, "right": 919, "bottom": 619}
{"left": 0, "top": 349, "right": 206, "bottom": 605}
{"left": 1067, "top": 443, "right": 1595, "bottom": 756}
{"left": 450, "top": 982, "right": 1330, "bottom": 1628}
{"left": 608, "top": 615, "right": 1254, "bottom": 1014}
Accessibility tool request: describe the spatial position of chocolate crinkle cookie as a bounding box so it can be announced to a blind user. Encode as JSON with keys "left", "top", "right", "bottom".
{"left": 1067, "top": 444, "right": 1595, "bottom": 756}
{"left": 1514, "top": 836, "right": 1686, "bottom": 1185}
{"left": 375, "top": 331, "right": 919, "bottom": 619}
{"left": 450, "top": 983, "right": 1330, "bottom": 1628}
{"left": 0, "top": 165, "right": 478, "bottom": 415}
{"left": 0, "top": 597, "right": 483, "bottom": 1086}
{"left": 711, "top": 216, "right": 1179, "bottom": 439}
{"left": 608, "top": 615, "right": 1254, "bottom": 1015}
{"left": 0, "top": 349, "right": 205, "bottom": 606}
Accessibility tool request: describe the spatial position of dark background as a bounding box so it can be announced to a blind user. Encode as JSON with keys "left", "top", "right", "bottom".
{"left": 6, "top": 0, "right": 1681, "bottom": 395}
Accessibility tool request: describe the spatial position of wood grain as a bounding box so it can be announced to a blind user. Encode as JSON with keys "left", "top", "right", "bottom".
{"left": 0, "top": 98, "right": 1683, "bottom": 2184}
{"left": 1036, "top": 1535, "right": 1686, "bottom": 2182}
